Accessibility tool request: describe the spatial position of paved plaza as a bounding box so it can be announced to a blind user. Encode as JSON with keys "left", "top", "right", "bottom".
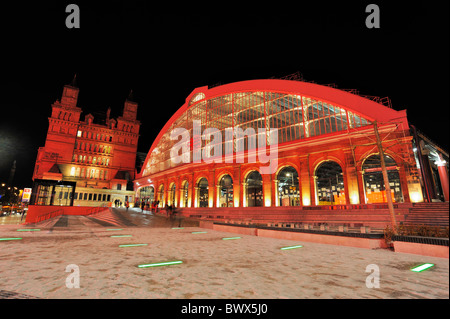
{"left": 0, "top": 208, "right": 448, "bottom": 299}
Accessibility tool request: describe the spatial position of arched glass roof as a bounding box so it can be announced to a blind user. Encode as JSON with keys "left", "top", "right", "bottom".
{"left": 140, "top": 80, "right": 403, "bottom": 177}
{"left": 142, "top": 90, "right": 371, "bottom": 176}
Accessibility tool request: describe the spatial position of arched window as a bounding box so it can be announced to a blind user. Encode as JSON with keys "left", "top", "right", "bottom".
{"left": 246, "top": 171, "right": 263, "bottom": 207}
{"left": 158, "top": 184, "right": 164, "bottom": 207}
{"left": 197, "top": 178, "right": 209, "bottom": 207}
{"left": 168, "top": 183, "right": 176, "bottom": 207}
{"left": 362, "top": 154, "right": 403, "bottom": 203}
{"left": 140, "top": 186, "right": 154, "bottom": 204}
{"left": 277, "top": 166, "right": 300, "bottom": 206}
{"left": 315, "top": 161, "right": 346, "bottom": 205}
{"left": 219, "top": 175, "right": 233, "bottom": 207}
{"left": 181, "top": 181, "right": 189, "bottom": 208}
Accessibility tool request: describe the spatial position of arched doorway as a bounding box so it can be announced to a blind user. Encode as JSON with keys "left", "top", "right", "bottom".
{"left": 139, "top": 186, "right": 154, "bottom": 206}
{"left": 219, "top": 175, "right": 234, "bottom": 207}
{"left": 277, "top": 166, "right": 300, "bottom": 206}
{"left": 197, "top": 178, "right": 209, "bottom": 207}
{"left": 168, "top": 182, "right": 176, "bottom": 207}
{"left": 246, "top": 170, "right": 263, "bottom": 207}
{"left": 157, "top": 184, "right": 164, "bottom": 207}
{"left": 181, "top": 180, "right": 189, "bottom": 207}
{"left": 315, "top": 161, "right": 346, "bottom": 205}
{"left": 362, "top": 154, "right": 404, "bottom": 203}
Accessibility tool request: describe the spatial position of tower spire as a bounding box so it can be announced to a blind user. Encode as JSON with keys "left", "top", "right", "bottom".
{"left": 71, "top": 73, "right": 77, "bottom": 87}
{"left": 127, "top": 89, "right": 134, "bottom": 101}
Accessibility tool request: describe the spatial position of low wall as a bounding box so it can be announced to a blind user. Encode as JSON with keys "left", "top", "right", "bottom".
{"left": 25, "top": 205, "right": 108, "bottom": 224}
{"left": 207, "top": 223, "right": 387, "bottom": 250}
{"left": 256, "top": 228, "right": 387, "bottom": 249}
{"left": 392, "top": 236, "right": 449, "bottom": 258}
{"left": 393, "top": 241, "right": 449, "bottom": 258}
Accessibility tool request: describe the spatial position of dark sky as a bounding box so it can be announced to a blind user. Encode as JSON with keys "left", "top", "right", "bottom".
{"left": 0, "top": 1, "right": 448, "bottom": 189}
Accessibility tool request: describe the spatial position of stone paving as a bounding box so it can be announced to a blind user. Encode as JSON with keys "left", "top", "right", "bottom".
{"left": 0, "top": 208, "right": 448, "bottom": 299}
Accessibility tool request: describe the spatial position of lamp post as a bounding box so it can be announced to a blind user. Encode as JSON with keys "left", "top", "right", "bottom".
{"left": 373, "top": 121, "right": 397, "bottom": 229}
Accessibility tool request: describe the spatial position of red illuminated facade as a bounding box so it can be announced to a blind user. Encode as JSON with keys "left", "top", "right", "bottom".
{"left": 32, "top": 82, "right": 140, "bottom": 207}
{"left": 134, "top": 79, "right": 449, "bottom": 211}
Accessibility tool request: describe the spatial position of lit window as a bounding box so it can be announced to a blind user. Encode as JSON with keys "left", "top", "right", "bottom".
{"left": 77, "top": 130, "right": 82, "bottom": 137}
{"left": 70, "top": 167, "right": 76, "bottom": 176}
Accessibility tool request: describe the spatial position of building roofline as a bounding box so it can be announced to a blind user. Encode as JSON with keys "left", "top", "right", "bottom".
{"left": 138, "top": 79, "right": 409, "bottom": 178}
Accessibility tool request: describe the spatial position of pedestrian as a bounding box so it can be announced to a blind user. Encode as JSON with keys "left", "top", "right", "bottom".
{"left": 141, "top": 200, "right": 145, "bottom": 212}
{"left": 21, "top": 205, "right": 28, "bottom": 221}
{"left": 172, "top": 208, "right": 184, "bottom": 227}
{"left": 125, "top": 200, "right": 129, "bottom": 211}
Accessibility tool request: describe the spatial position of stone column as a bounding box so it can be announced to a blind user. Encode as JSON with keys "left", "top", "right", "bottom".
{"left": 437, "top": 155, "right": 449, "bottom": 202}
{"left": 273, "top": 179, "right": 279, "bottom": 207}
{"left": 242, "top": 182, "right": 248, "bottom": 207}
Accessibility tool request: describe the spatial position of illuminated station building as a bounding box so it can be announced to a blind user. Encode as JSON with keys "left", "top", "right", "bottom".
{"left": 31, "top": 82, "right": 140, "bottom": 207}
{"left": 134, "top": 79, "right": 448, "bottom": 223}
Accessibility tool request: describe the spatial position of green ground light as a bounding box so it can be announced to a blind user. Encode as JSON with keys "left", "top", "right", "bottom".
{"left": 107, "top": 229, "right": 123, "bottom": 231}
{"left": 17, "top": 229, "right": 40, "bottom": 231}
{"left": 119, "top": 244, "right": 148, "bottom": 248}
{"left": 222, "top": 237, "right": 241, "bottom": 240}
{"left": 191, "top": 231, "right": 207, "bottom": 234}
{"left": 172, "top": 227, "right": 184, "bottom": 229}
{"left": 138, "top": 261, "right": 183, "bottom": 268}
{"left": 110, "top": 235, "right": 132, "bottom": 238}
{"left": 280, "top": 245, "right": 303, "bottom": 250}
{"left": 0, "top": 238, "right": 23, "bottom": 241}
{"left": 411, "top": 263, "right": 435, "bottom": 272}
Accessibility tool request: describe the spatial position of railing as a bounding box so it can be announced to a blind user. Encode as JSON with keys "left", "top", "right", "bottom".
{"left": 25, "top": 204, "right": 110, "bottom": 224}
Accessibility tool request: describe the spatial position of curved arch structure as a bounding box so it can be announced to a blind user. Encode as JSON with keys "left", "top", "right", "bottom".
{"left": 134, "top": 79, "right": 426, "bottom": 210}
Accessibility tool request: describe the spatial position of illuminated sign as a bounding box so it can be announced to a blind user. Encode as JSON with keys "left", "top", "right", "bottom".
{"left": 22, "top": 188, "right": 32, "bottom": 202}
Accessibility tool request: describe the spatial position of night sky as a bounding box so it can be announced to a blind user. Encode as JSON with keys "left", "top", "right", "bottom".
{"left": 0, "top": 1, "right": 448, "bottom": 189}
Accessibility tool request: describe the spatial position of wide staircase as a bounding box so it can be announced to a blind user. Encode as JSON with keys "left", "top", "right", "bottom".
{"left": 404, "top": 202, "right": 449, "bottom": 227}
{"left": 178, "top": 204, "right": 411, "bottom": 230}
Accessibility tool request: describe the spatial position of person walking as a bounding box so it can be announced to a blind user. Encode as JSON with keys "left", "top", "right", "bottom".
{"left": 125, "top": 200, "right": 129, "bottom": 211}
{"left": 172, "top": 208, "right": 184, "bottom": 228}
{"left": 21, "top": 205, "right": 28, "bottom": 221}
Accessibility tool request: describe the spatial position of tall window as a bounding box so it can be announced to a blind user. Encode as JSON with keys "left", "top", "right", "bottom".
{"left": 277, "top": 166, "right": 300, "bottom": 206}
{"left": 362, "top": 154, "right": 403, "bottom": 203}
{"left": 197, "top": 178, "right": 209, "bottom": 207}
{"left": 315, "top": 161, "right": 346, "bottom": 205}
{"left": 219, "top": 175, "right": 233, "bottom": 207}
{"left": 246, "top": 171, "right": 263, "bottom": 207}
